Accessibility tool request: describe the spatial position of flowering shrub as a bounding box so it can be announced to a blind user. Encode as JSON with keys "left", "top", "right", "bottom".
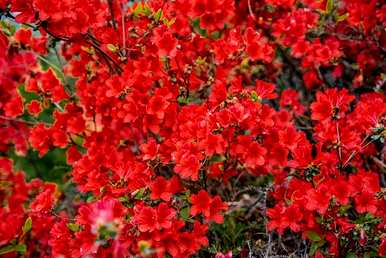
{"left": 0, "top": 0, "right": 385, "bottom": 257}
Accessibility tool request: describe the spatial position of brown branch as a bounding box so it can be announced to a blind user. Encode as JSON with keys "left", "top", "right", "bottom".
{"left": 83, "top": 33, "right": 123, "bottom": 74}
{"left": 0, "top": 115, "right": 51, "bottom": 126}
{"left": 336, "top": 122, "right": 343, "bottom": 171}
{"left": 343, "top": 139, "right": 375, "bottom": 168}
{"left": 108, "top": 0, "right": 118, "bottom": 30}
{"left": 371, "top": 156, "right": 386, "bottom": 173}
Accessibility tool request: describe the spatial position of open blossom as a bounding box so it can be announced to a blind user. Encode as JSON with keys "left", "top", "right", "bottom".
{"left": 190, "top": 190, "right": 228, "bottom": 223}
{"left": 77, "top": 199, "right": 126, "bottom": 235}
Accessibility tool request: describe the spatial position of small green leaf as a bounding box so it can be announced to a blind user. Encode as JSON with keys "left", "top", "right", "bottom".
{"left": 118, "top": 196, "right": 129, "bottom": 202}
{"left": 309, "top": 239, "right": 326, "bottom": 256}
{"left": 180, "top": 206, "right": 190, "bottom": 221}
{"left": 132, "top": 3, "right": 152, "bottom": 17}
{"left": 177, "top": 96, "right": 189, "bottom": 105}
{"left": 67, "top": 223, "right": 81, "bottom": 232}
{"left": 346, "top": 253, "right": 358, "bottom": 258}
{"left": 0, "top": 244, "right": 27, "bottom": 255}
{"left": 154, "top": 9, "right": 163, "bottom": 22}
{"left": 310, "top": 243, "right": 319, "bottom": 256}
{"left": 250, "top": 91, "right": 261, "bottom": 102}
{"left": 14, "top": 244, "right": 26, "bottom": 254}
{"left": 326, "top": 0, "right": 334, "bottom": 14}
{"left": 22, "top": 217, "right": 32, "bottom": 234}
{"left": 9, "top": 24, "right": 17, "bottom": 35}
{"left": 163, "top": 17, "right": 176, "bottom": 27}
{"left": 306, "top": 230, "right": 322, "bottom": 242}
{"left": 107, "top": 44, "right": 118, "bottom": 52}
{"left": 210, "top": 155, "right": 225, "bottom": 163}
{"left": 210, "top": 31, "right": 221, "bottom": 40}
{"left": 0, "top": 245, "right": 15, "bottom": 255}
{"left": 134, "top": 188, "right": 146, "bottom": 200}
{"left": 336, "top": 13, "right": 349, "bottom": 22}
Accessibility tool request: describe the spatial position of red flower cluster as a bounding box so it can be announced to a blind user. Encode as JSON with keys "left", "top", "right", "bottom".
{"left": 0, "top": 0, "right": 385, "bottom": 257}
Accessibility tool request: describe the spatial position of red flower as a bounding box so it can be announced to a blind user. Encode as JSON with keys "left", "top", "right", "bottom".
{"left": 190, "top": 190, "right": 227, "bottom": 223}
{"left": 379, "top": 237, "right": 386, "bottom": 257}
{"left": 209, "top": 81, "right": 227, "bottom": 107}
{"left": 134, "top": 203, "right": 176, "bottom": 232}
{"left": 0, "top": 30, "right": 8, "bottom": 57}
{"left": 30, "top": 187, "right": 56, "bottom": 212}
{"left": 208, "top": 196, "right": 228, "bottom": 223}
{"left": 147, "top": 95, "right": 170, "bottom": 120}
{"left": 268, "top": 204, "right": 304, "bottom": 234}
{"left": 29, "top": 124, "right": 52, "bottom": 156}
{"left": 143, "top": 114, "right": 161, "bottom": 134}
{"left": 280, "top": 89, "right": 305, "bottom": 115}
{"left": 27, "top": 100, "right": 42, "bottom": 116}
{"left": 77, "top": 198, "right": 126, "bottom": 236}
{"left": 150, "top": 176, "right": 182, "bottom": 201}
{"left": 354, "top": 192, "right": 378, "bottom": 214}
{"left": 174, "top": 151, "right": 201, "bottom": 181}
{"left": 305, "top": 185, "right": 331, "bottom": 215}
{"left": 311, "top": 88, "right": 355, "bottom": 122}
{"left": 4, "top": 94, "right": 23, "bottom": 118}
{"left": 66, "top": 145, "right": 82, "bottom": 164}
{"left": 14, "top": 28, "right": 32, "bottom": 46}
{"left": 153, "top": 27, "right": 178, "bottom": 57}
{"left": 191, "top": 190, "right": 211, "bottom": 218}
{"left": 202, "top": 133, "right": 226, "bottom": 156}
{"left": 233, "top": 136, "right": 266, "bottom": 169}
{"left": 254, "top": 80, "right": 278, "bottom": 100}
{"left": 245, "top": 27, "right": 274, "bottom": 63}
{"left": 330, "top": 177, "right": 355, "bottom": 205}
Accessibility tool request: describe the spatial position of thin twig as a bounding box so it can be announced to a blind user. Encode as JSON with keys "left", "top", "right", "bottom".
{"left": 371, "top": 156, "right": 386, "bottom": 172}
{"left": 0, "top": 115, "right": 51, "bottom": 126}
{"left": 343, "top": 139, "right": 375, "bottom": 168}
{"left": 108, "top": 0, "right": 118, "bottom": 30}
{"left": 121, "top": 3, "right": 127, "bottom": 54}
{"left": 247, "top": 0, "right": 257, "bottom": 21}
{"left": 84, "top": 34, "right": 123, "bottom": 73}
{"left": 336, "top": 122, "right": 343, "bottom": 171}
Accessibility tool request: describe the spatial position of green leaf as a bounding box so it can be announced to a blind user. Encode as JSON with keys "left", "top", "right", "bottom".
{"left": 0, "top": 244, "right": 26, "bottom": 255}
{"left": 346, "top": 253, "right": 358, "bottom": 258}
{"left": 180, "top": 206, "right": 190, "bottom": 221}
{"left": 306, "top": 230, "right": 322, "bottom": 242}
{"left": 154, "top": 9, "right": 163, "bottom": 22}
{"left": 134, "top": 188, "right": 146, "bottom": 200}
{"left": 67, "top": 223, "right": 81, "bottom": 232}
{"left": 0, "top": 245, "right": 16, "bottom": 255}
{"left": 163, "top": 17, "right": 176, "bottom": 27}
{"left": 210, "top": 31, "right": 221, "bottom": 40}
{"left": 22, "top": 217, "right": 32, "bottom": 234}
{"left": 118, "top": 196, "right": 129, "bottom": 202}
{"left": 326, "top": 0, "right": 334, "bottom": 14}
{"left": 309, "top": 240, "right": 326, "bottom": 256}
{"left": 310, "top": 243, "right": 319, "bottom": 256}
{"left": 177, "top": 96, "right": 189, "bottom": 105}
{"left": 38, "top": 55, "right": 65, "bottom": 81}
{"left": 210, "top": 155, "right": 226, "bottom": 163}
{"left": 132, "top": 3, "right": 152, "bottom": 17}
{"left": 14, "top": 244, "right": 26, "bottom": 254}
{"left": 336, "top": 13, "right": 349, "bottom": 22}
{"left": 0, "top": 21, "right": 16, "bottom": 36}
{"left": 107, "top": 44, "right": 118, "bottom": 52}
